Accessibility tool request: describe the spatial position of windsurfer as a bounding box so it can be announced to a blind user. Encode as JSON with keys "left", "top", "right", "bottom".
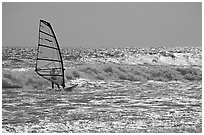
{"left": 50, "top": 69, "right": 60, "bottom": 89}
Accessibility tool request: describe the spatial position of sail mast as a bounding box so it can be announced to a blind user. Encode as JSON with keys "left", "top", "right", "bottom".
{"left": 35, "top": 21, "right": 41, "bottom": 72}
{"left": 48, "top": 22, "right": 65, "bottom": 88}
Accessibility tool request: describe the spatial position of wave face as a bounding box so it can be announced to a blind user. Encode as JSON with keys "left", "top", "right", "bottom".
{"left": 2, "top": 70, "right": 50, "bottom": 89}
{"left": 2, "top": 63, "right": 202, "bottom": 89}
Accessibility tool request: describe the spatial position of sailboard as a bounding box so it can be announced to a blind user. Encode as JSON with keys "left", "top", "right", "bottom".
{"left": 64, "top": 84, "right": 78, "bottom": 91}
{"left": 35, "top": 20, "right": 66, "bottom": 88}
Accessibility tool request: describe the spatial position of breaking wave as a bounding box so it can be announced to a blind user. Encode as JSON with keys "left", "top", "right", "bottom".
{"left": 65, "top": 64, "right": 202, "bottom": 82}
{"left": 2, "top": 70, "right": 50, "bottom": 89}
{"left": 2, "top": 63, "right": 201, "bottom": 89}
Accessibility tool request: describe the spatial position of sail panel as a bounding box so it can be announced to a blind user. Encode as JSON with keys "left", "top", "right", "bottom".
{"left": 36, "top": 20, "right": 64, "bottom": 87}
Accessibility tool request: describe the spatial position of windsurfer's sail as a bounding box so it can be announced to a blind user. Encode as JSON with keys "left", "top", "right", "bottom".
{"left": 35, "top": 20, "right": 65, "bottom": 88}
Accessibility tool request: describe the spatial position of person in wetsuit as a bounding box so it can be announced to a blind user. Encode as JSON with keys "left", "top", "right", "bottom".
{"left": 50, "top": 69, "right": 60, "bottom": 89}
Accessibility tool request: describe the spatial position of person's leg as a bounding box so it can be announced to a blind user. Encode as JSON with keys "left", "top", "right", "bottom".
{"left": 52, "top": 82, "right": 54, "bottom": 89}
{"left": 56, "top": 84, "right": 60, "bottom": 89}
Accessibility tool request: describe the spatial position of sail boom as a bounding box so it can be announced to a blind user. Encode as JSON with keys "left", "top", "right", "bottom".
{"left": 36, "top": 67, "right": 62, "bottom": 71}
{"left": 38, "top": 74, "right": 63, "bottom": 76}
{"left": 37, "top": 58, "right": 61, "bottom": 62}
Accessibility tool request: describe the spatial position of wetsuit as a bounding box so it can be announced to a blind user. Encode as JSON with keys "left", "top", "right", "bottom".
{"left": 50, "top": 69, "right": 60, "bottom": 89}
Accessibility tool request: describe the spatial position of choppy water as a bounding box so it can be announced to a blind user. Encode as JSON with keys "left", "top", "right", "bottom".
{"left": 2, "top": 80, "right": 202, "bottom": 133}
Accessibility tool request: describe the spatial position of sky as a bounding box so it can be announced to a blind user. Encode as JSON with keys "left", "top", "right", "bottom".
{"left": 2, "top": 2, "right": 202, "bottom": 48}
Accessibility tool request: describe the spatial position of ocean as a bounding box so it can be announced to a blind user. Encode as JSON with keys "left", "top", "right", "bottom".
{"left": 2, "top": 47, "right": 202, "bottom": 133}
